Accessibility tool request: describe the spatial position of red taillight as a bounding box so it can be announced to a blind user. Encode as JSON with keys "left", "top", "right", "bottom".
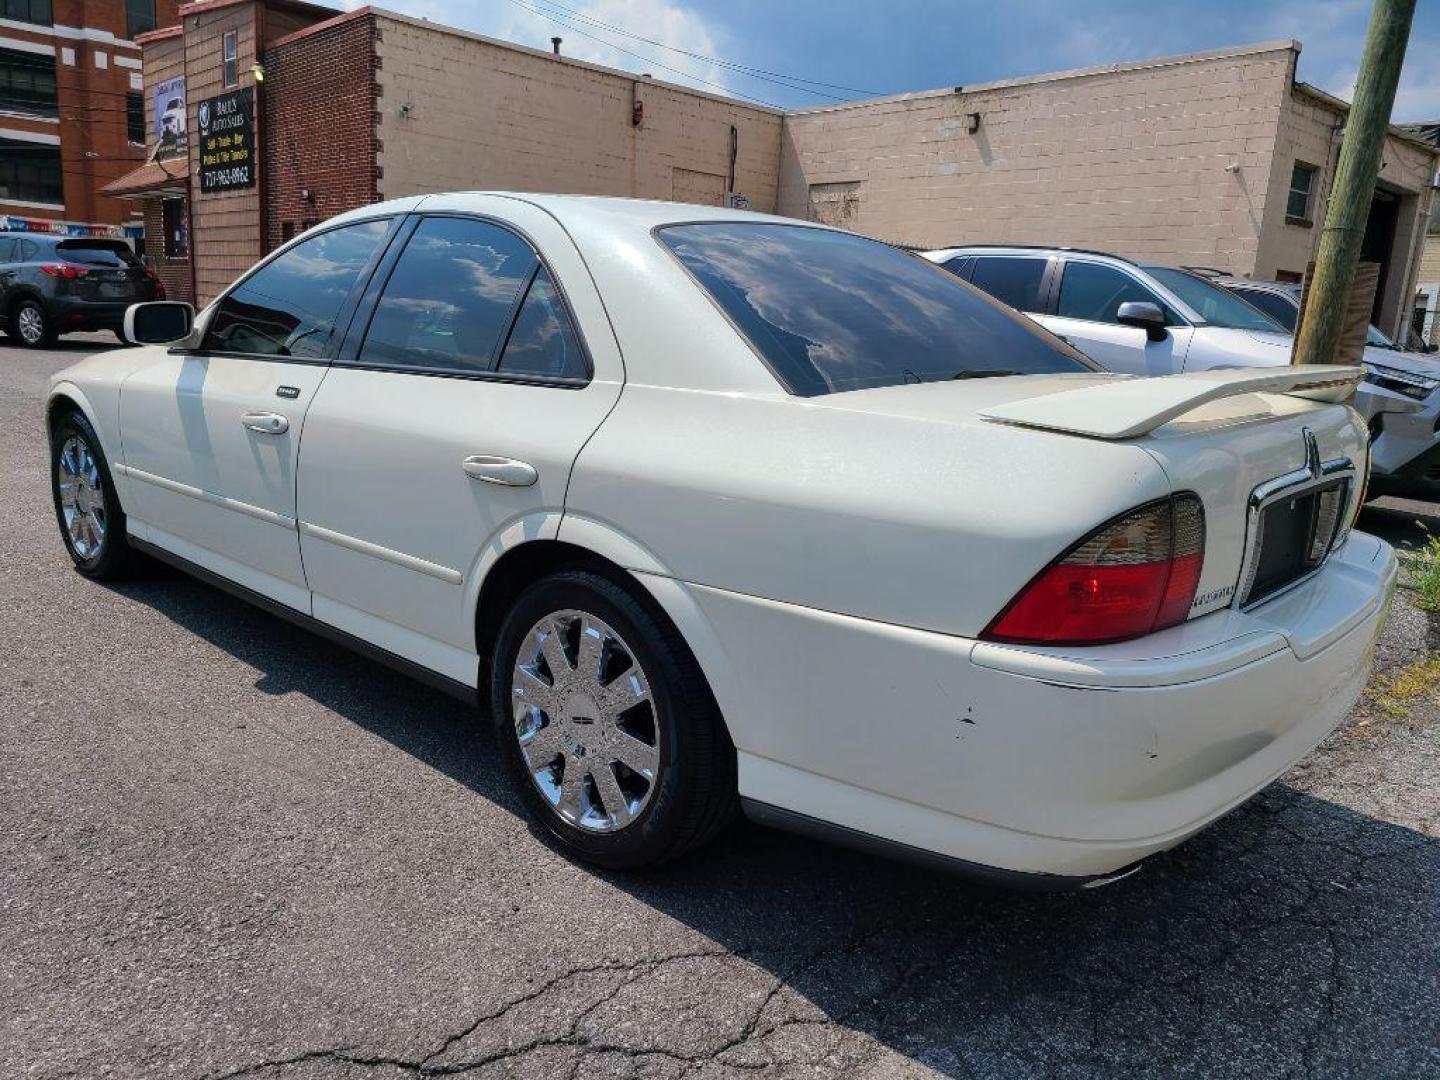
{"left": 982, "top": 495, "right": 1206, "bottom": 645}
{"left": 40, "top": 262, "right": 88, "bottom": 279}
{"left": 145, "top": 267, "right": 167, "bottom": 300}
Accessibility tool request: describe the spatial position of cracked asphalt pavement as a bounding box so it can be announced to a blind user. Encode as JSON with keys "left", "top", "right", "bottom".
{"left": 3, "top": 338, "right": 1439, "bottom": 1079}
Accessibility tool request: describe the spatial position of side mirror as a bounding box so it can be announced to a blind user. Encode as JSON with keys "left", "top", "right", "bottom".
{"left": 1116, "top": 301, "right": 1169, "bottom": 342}
{"left": 124, "top": 301, "right": 194, "bottom": 345}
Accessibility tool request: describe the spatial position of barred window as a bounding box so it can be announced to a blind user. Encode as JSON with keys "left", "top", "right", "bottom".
{"left": 0, "top": 0, "right": 52, "bottom": 27}
{"left": 0, "top": 47, "right": 57, "bottom": 118}
{"left": 0, "top": 137, "right": 62, "bottom": 205}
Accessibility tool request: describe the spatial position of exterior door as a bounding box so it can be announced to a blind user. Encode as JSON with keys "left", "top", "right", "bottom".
{"left": 117, "top": 217, "right": 396, "bottom": 610}
{"left": 295, "top": 199, "right": 624, "bottom": 685}
{"left": 1033, "top": 259, "right": 1193, "bottom": 376}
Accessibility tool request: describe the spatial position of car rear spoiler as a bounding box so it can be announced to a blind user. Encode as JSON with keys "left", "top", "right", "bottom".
{"left": 979, "top": 366, "right": 1361, "bottom": 440}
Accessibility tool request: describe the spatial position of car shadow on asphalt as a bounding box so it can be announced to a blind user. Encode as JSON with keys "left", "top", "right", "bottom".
{"left": 106, "top": 565, "right": 1440, "bottom": 1076}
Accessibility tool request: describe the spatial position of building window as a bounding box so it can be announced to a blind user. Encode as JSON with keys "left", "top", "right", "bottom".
{"left": 0, "top": 136, "right": 62, "bottom": 205}
{"left": 162, "top": 199, "right": 189, "bottom": 259}
{"left": 126, "top": 92, "right": 145, "bottom": 144}
{"left": 125, "top": 0, "right": 156, "bottom": 39}
{"left": 222, "top": 30, "right": 237, "bottom": 87}
{"left": 0, "top": 47, "right": 56, "bottom": 118}
{"left": 0, "top": 0, "right": 52, "bottom": 27}
{"left": 1287, "top": 162, "right": 1317, "bottom": 223}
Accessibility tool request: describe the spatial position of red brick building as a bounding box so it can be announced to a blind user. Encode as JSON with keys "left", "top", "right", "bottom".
{"left": 0, "top": 0, "right": 179, "bottom": 244}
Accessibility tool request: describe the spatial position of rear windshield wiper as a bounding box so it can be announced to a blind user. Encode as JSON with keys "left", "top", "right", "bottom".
{"left": 951, "top": 369, "right": 1021, "bottom": 380}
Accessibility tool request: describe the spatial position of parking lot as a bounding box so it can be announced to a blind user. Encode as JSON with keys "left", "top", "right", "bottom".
{"left": 2, "top": 337, "right": 1438, "bottom": 1079}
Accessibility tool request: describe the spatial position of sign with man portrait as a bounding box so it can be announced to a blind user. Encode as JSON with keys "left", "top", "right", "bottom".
{"left": 152, "top": 76, "right": 187, "bottom": 157}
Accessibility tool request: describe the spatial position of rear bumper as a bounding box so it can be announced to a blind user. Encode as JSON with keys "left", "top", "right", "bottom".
{"left": 677, "top": 533, "right": 1396, "bottom": 882}
{"left": 47, "top": 297, "right": 136, "bottom": 332}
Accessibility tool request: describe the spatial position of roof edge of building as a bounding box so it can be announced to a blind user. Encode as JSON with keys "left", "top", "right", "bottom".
{"left": 135, "top": 25, "right": 184, "bottom": 44}
{"left": 787, "top": 39, "right": 1304, "bottom": 117}
{"left": 268, "top": 5, "right": 373, "bottom": 50}
{"left": 364, "top": 6, "right": 786, "bottom": 116}
{"left": 1294, "top": 82, "right": 1440, "bottom": 157}
{"left": 178, "top": 0, "right": 339, "bottom": 20}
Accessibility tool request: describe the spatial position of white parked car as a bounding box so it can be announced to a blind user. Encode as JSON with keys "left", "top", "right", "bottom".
{"left": 47, "top": 195, "right": 1396, "bottom": 887}
{"left": 922, "top": 246, "right": 1435, "bottom": 490}
{"left": 1212, "top": 275, "right": 1440, "bottom": 498}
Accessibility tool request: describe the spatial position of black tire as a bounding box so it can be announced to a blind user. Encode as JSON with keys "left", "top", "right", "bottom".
{"left": 490, "top": 569, "right": 737, "bottom": 869}
{"left": 50, "top": 410, "right": 136, "bottom": 580}
{"left": 12, "top": 297, "right": 54, "bottom": 348}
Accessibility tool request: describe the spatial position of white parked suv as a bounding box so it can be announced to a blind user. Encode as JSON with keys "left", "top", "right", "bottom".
{"left": 1212, "top": 275, "right": 1440, "bottom": 498}
{"left": 923, "top": 245, "right": 1429, "bottom": 490}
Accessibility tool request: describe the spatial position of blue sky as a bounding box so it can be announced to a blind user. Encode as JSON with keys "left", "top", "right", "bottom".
{"left": 342, "top": 0, "right": 1440, "bottom": 121}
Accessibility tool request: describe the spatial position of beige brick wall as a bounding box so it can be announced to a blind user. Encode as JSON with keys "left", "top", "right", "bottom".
{"left": 1420, "top": 233, "right": 1440, "bottom": 286}
{"left": 373, "top": 12, "right": 781, "bottom": 211}
{"left": 778, "top": 42, "right": 1299, "bottom": 271}
{"left": 185, "top": 1, "right": 261, "bottom": 306}
{"left": 1260, "top": 89, "right": 1436, "bottom": 271}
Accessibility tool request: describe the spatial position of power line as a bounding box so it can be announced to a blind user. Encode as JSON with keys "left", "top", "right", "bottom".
{"left": 521, "top": 0, "right": 880, "bottom": 99}
{"left": 503, "top": 0, "right": 782, "bottom": 108}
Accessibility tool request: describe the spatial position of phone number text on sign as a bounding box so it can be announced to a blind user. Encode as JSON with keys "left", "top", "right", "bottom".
{"left": 197, "top": 87, "right": 256, "bottom": 193}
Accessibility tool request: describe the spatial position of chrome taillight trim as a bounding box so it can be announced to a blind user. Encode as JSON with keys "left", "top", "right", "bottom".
{"left": 1232, "top": 452, "right": 1356, "bottom": 612}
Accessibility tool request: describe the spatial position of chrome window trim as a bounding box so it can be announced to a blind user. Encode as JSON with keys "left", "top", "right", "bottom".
{"left": 1232, "top": 436, "right": 1356, "bottom": 611}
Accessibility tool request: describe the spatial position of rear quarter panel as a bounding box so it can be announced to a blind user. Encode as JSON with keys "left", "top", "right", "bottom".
{"left": 562, "top": 384, "right": 1172, "bottom": 637}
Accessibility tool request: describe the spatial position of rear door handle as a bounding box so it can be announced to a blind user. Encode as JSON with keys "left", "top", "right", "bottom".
{"left": 242, "top": 412, "right": 290, "bottom": 435}
{"left": 463, "top": 455, "right": 537, "bottom": 487}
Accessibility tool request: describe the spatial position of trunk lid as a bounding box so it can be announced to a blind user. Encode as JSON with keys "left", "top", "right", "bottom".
{"left": 974, "top": 367, "right": 1367, "bottom": 621}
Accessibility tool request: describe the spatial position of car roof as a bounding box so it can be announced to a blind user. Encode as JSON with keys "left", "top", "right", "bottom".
{"left": 922, "top": 243, "right": 1139, "bottom": 266}
{"left": 331, "top": 191, "right": 815, "bottom": 236}
{"left": 1213, "top": 277, "right": 1302, "bottom": 296}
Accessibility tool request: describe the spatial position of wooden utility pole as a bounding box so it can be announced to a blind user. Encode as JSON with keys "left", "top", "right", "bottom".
{"left": 1293, "top": 0, "right": 1417, "bottom": 366}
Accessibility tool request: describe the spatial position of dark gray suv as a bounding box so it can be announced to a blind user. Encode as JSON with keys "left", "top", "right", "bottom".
{"left": 0, "top": 233, "right": 162, "bottom": 347}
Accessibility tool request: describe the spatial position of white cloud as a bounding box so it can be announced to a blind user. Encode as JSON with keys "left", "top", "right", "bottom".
{"left": 497, "top": 0, "right": 732, "bottom": 94}
{"left": 1258, "top": 0, "right": 1438, "bottom": 122}
{"left": 341, "top": 0, "right": 734, "bottom": 96}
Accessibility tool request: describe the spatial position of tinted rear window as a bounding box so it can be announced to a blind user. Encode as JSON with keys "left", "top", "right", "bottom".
{"left": 1231, "top": 288, "right": 1298, "bottom": 332}
{"left": 969, "top": 255, "right": 1048, "bottom": 312}
{"left": 57, "top": 241, "right": 142, "bottom": 268}
{"left": 658, "top": 224, "right": 1093, "bottom": 396}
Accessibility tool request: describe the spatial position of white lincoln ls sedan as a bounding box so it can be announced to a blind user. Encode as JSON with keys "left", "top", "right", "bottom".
{"left": 47, "top": 194, "right": 1396, "bottom": 888}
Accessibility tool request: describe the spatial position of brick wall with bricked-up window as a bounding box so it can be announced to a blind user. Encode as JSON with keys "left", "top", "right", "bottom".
{"left": 261, "top": 14, "right": 379, "bottom": 254}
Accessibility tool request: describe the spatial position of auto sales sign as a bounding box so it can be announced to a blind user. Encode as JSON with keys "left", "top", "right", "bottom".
{"left": 197, "top": 87, "right": 255, "bottom": 193}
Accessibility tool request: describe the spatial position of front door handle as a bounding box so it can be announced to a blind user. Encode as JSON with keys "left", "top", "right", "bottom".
{"left": 463, "top": 455, "right": 538, "bottom": 487}
{"left": 242, "top": 412, "right": 290, "bottom": 435}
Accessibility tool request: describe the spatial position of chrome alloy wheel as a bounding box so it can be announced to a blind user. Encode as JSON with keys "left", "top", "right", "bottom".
{"left": 511, "top": 609, "right": 659, "bottom": 833}
{"left": 17, "top": 304, "right": 44, "bottom": 345}
{"left": 57, "top": 435, "right": 107, "bottom": 560}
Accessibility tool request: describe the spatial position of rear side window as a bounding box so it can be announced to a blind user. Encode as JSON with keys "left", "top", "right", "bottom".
{"left": 17, "top": 239, "right": 37, "bottom": 261}
{"left": 1056, "top": 262, "right": 1176, "bottom": 324}
{"left": 496, "top": 267, "right": 587, "bottom": 380}
{"left": 968, "top": 256, "right": 1048, "bottom": 312}
{"left": 0, "top": 237, "right": 15, "bottom": 263}
{"left": 1232, "top": 288, "right": 1298, "bottom": 331}
{"left": 203, "top": 219, "right": 388, "bottom": 358}
{"left": 57, "top": 240, "right": 142, "bottom": 268}
{"left": 942, "top": 255, "right": 974, "bottom": 280}
{"left": 360, "top": 217, "right": 538, "bottom": 375}
{"left": 658, "top": 223, "right": 1093, "bottom": 397}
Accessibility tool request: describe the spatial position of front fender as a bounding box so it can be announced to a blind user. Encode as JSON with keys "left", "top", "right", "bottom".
{"left": 47, "top": 380, "right": 136, "bottom": 510}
